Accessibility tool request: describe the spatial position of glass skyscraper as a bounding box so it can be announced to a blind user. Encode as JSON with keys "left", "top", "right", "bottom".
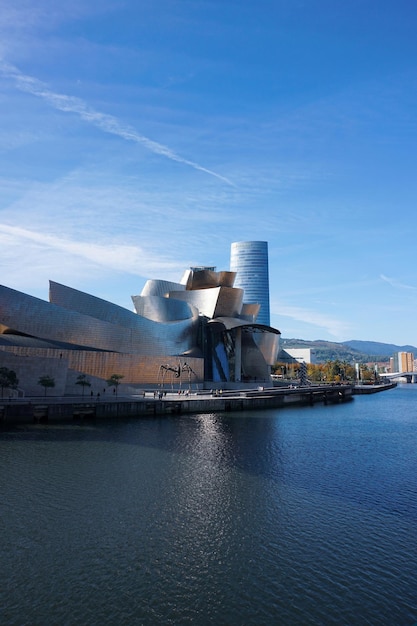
{"left": 230, "top": 241, "right": 270, "bottom": 326}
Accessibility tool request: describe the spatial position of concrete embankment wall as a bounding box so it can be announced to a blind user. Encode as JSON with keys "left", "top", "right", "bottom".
{"left": 0, "top": 386, "right": 353, "bottom": 425}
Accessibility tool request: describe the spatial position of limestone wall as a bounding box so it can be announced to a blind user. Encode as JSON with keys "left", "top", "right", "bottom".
{"left": 0, "top": 347, "right": 204, "bottom": 396}
{"left": 0, "top": 352, "right": 68, "bottom": 397}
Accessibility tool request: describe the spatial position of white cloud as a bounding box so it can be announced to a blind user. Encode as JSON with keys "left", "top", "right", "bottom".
{"left": 380, "top": 274, "right": 416, "bottom": 291}
{"left": 0, "top": 223, "right": 185, "bottom": 282}
{"left": 0, "top": 162, "right": 246, "bottom": 299}
{"left": 0, "top": 0, "right": 115, "bottom": 36}
{"left": 271, "top": 300, "right": 351, "bottom": 339}
{"left": 0, "top": 59, "right": 234, "bottom": 187}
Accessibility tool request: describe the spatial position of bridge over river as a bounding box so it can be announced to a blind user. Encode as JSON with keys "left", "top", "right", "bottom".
{"left": 380, "top": 371, "right": 417, "bottom": 383}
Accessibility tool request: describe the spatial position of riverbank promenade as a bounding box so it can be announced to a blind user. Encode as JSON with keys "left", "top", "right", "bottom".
{"left": 0, "top": 384, "right": 359, "bottom": 425}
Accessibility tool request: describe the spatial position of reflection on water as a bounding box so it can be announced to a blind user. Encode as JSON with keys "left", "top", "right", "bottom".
{"left": 1, "top": 385, "right": 417, "bottom": 625}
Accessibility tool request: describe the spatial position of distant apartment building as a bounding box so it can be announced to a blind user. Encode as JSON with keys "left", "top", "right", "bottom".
{"left": 392, "top": 351, "right": 415, "bottom": 373}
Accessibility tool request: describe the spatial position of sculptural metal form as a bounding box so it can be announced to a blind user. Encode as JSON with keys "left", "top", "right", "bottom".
{"left": 158, "top": 360, "right": 197, "bottom": 390}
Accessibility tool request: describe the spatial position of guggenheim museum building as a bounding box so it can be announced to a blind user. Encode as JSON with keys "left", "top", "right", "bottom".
{"left": 0, "top": 241, "right": 280, "bottom": 395}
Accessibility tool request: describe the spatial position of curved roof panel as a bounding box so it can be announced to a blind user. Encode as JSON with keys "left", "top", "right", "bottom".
{"left": 208, "top": 317, "right": 281, "bottom": 334}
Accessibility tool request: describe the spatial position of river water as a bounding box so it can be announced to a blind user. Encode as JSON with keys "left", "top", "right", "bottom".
{"left": 1, "top": 384, "right": 417, "bottom": 625}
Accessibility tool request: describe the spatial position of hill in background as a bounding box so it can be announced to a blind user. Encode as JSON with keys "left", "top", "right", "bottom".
{"left": 343, "top": 340, "right": 417, "bottom": 356}
{"left": 280, "top": 338, "right": 417, "bottom": 364}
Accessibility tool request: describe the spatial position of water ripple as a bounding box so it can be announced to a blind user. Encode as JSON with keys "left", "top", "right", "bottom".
{"left": 1, "top": 386, "right": 417, "bottom": 624}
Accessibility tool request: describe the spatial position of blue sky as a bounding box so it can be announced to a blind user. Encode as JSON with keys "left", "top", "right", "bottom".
{"left": 1, "top": 0, "right": 417, "bottom": 346}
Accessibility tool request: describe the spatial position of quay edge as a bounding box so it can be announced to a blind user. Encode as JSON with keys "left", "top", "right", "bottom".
{"left": 353, "top": 381, "right": 397, "bottom": 394}
{"left": 0, "top": 385, "right": 355, "bottom": 425}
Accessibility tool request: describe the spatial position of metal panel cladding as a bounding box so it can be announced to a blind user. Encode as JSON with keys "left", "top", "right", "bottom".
{"left": 230, "top": 241, "right": 270, "bottom": 326}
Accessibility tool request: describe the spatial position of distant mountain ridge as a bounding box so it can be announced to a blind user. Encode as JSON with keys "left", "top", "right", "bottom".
{"left": 343, "top": 340, "right": 417, "bottom": 356}
{"left": 280, "top": 338, "right": 417, "bottom": 364}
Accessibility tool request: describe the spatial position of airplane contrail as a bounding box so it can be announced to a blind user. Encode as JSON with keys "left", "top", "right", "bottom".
{"left": 0, "top": 59, "right": 234, "bottom": 186}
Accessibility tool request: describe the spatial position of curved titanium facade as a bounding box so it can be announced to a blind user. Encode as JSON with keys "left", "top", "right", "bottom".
{"left": 49, "top": 281, "right": 200, "bottom": 356}
{"left": 2, "top": 283, "right": 199, "bottom": 358}
{"left": 132, "top": 295, "right": 197, "bottom": 323}
{"left": 0, "top": 248, "right": 280, "bottom": 391}
{"left": 140, "top": 279, "right": 185, "bottom": 298}
{"left": 230, "top": 241, "right": 270, "bottom": 326}
{"left": 170, "top": 286, "right": 244, "bottom": 319}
